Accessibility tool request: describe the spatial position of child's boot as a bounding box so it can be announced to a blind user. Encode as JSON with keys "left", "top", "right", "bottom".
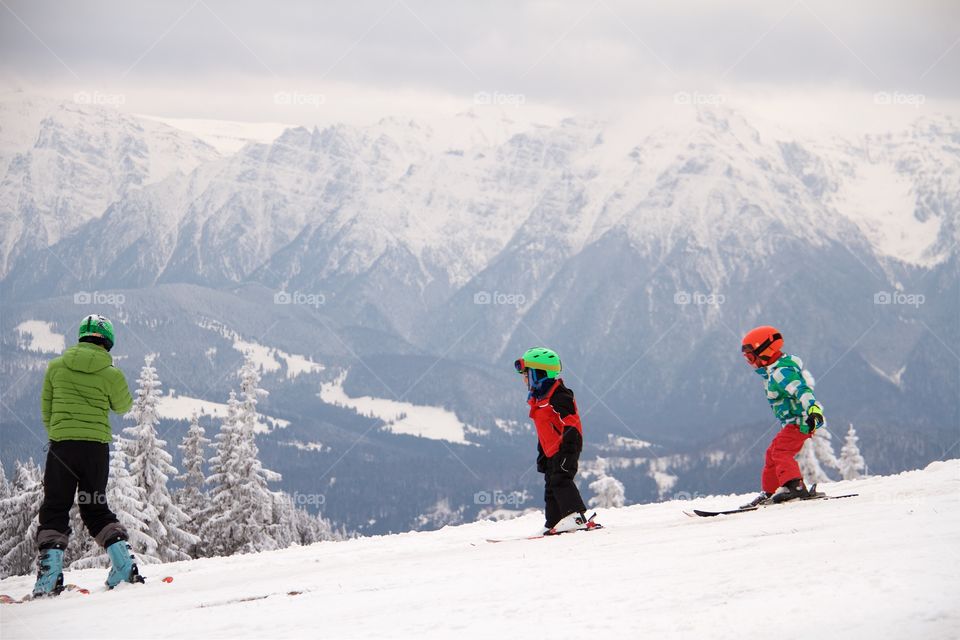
{"left": 772, "top": 478, "right": 811, "bottom": 503}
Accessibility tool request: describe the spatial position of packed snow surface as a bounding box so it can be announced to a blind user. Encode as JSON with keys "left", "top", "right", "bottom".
{"left": 1, "top": 461, "right": 957, "bottom": 640}
{"left": 14, "top": 321, "right": 65, "bottom": 354}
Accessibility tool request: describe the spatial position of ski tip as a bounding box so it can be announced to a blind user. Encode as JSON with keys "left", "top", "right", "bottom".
{"left": 161, "top": 576, "right": 174, "bottom": 583}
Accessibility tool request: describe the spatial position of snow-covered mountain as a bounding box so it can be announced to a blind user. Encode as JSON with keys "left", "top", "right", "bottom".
{"left": 1, "top": 461, "right": 957, "bottom": 639}
{"left": 1, "top": 95, "right": 957, "bottom": 533}
{"left": 0, "top": 92, "right": 220, "bottom": 276}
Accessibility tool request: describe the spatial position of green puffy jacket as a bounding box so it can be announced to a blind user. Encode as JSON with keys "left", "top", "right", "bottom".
{"left": 41, "top": 342, "right": 133, "bottom": 443}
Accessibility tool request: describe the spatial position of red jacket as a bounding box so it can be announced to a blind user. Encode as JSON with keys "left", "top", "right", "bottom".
{"left": 528, "top": 379, "right": 582, "bottom": 457}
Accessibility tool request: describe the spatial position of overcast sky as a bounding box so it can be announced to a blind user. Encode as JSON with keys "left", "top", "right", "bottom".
{"left": 1, "top": 0, "right": 957, "bottom": 127}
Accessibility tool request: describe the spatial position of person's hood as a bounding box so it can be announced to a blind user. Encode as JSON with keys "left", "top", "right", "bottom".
{"left": 61, "top": 342, "right": 113, "bottom": 373}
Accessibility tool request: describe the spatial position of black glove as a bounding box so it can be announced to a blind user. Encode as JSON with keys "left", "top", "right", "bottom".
{"left": 536, "top": 443, "right": 547, "bottom": 473}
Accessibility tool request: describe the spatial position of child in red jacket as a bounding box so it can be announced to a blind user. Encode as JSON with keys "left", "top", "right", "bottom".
{"left": 515, "top": 347, "right": 599, "bottom": 534}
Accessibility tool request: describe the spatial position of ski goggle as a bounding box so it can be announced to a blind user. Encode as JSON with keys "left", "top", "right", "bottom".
{"left": 514, "top": 358, "right": 561, "bottom": 375}
{"left": 741, "top": 333, "right": 782, "bottom": 366}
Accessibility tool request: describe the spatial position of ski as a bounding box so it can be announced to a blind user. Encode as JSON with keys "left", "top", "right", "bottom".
{"left": 486, "top": 523, "right": 604, "bottom": 543}
{"left": 685, "top": 490, "right": 859, "bottom": 518}
{"left": 0, "top": 576, "right": 170, "bottom": 605}
{"left": 0, "top": 583, "right": 90, "bottom": 605}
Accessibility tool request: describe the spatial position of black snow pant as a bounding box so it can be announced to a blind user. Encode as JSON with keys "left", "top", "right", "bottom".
{"left": 543, "top": 446, "right": 587, "bottom": 529}
{"left": 37, "top": 440, "right": 125, "bottom": 550}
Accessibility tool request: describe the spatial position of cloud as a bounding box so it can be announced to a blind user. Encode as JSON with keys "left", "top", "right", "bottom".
{"left": 1, "top": 0, "right": 958, "bottom": 124}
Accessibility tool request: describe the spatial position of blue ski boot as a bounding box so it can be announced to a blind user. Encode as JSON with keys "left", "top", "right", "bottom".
{"left": 32, "top": 547, "right": 65, "bottom": 597}
{"left": 105, "top": 540, "right": 145, "bottom": 589}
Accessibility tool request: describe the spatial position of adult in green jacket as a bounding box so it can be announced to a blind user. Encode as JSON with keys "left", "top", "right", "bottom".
{"left": 33, "top": 314, "right": 144, "bottom": 597}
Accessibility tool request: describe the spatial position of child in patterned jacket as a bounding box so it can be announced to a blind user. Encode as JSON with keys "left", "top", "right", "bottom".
{"left": 740, "top": 326, "right": 825, "bottom": 507}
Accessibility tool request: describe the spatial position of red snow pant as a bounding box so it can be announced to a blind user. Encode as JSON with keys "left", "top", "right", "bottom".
{"left": 761, "top": 424, "right": 812, "bottom": 494}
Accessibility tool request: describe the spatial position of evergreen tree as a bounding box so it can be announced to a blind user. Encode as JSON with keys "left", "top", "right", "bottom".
{"left": 799, "top": 427, "right": 841, "bottom": 484}
{"left": 202, "top": 391, "right": 243, "bottom": 557}
{"left": 203, "top": 359, "right": 282, "bottom": 556}
{"left": 839, "top": 424, "right": 867, "bottom": 480}
{"left": 203, "top": 357, "right": 340, "bottom": 557}
{"left": 588, "top": 458, "right": 626, "bottom": 509}
{"left": 124, "top": 355, "right": 199, "bottom": 562}
{"left": 0, "top": 460, "right": 9, "bottom": 501}
{"left": 0, "top": 459, "right": 44, "bottom": 577}
{"left": 176, "top": 411, "right": 210, "bottom": 557}
{"left": 108, "top": 438, "right": 161, "bottom": 564}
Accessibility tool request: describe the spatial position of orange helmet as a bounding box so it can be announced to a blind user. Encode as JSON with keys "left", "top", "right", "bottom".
{"left": 741, "top": 326, "right": 783, "bottom": 368}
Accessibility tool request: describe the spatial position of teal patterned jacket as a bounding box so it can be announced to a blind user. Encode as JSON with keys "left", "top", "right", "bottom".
{"left": 754, "top": 354, "right": 820, "bottom": 427}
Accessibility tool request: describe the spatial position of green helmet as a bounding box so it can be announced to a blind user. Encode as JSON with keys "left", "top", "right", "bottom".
{"left": 78, "top": 314, "right": 115, "bottom": 350}
{"left": 514, "top": 347, "right": 562, "bottom": 379}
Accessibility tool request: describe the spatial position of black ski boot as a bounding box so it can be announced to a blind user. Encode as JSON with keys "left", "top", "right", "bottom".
{"left": 740, "top": 492, "right": 772, "bottom": 509}
{"left": 771, "top": 478, "right": 811, "bottom": 504}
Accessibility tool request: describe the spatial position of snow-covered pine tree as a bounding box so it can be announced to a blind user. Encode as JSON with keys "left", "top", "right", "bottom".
{"left": 293, "top": 506, "right": 342, "bottom": 544}
{"left": 202, "top": 391, "right": 243, "bottom": 557}
{"left": 269, "top": 487, "right": 342, "bottom": 547}
{"left": 587, "top": 457, "right": 626, "bottom": 509}
{"left": 0, "top": 460, "right": 9, "bottom": 501}
{"left": 798, "top": 427, "right": 841, "bottom": 485}
{"left": 203, "top": 358, "right": 286, "bottom": 556}
{"left": 124, "top": 355, "right": 199, "bottom": 563}
{"left": 108, "top": 438, "right": 161, "bottom": 564}
{"left": 839, "top": 424, "right": 867, "bottom": 480}
{"left": 271, "top": 492, "right": 300, "bottom": 549}
{"left": 176, "top": 411, "right": 210, "bottom": 556}
{"left": 235, "top": 357, "right": 285, "bottom": 550}
{"left": 0, "top": 459, "right": 44, "bottom": 577}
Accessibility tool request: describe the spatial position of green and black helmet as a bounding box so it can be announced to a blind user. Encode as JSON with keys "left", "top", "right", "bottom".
{"left": 514, "top": 347, "right": 562, "bottom": 379}
{"left": 78, "top": 314, "right": 115, "bottom": 351}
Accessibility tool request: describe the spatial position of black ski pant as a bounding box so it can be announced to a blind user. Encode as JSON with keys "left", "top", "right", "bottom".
{"left": 37, "top": 440, "right": 124, "bottom": 550}
{"left": 543, "top": 449, "right": 587, "bottom": 528}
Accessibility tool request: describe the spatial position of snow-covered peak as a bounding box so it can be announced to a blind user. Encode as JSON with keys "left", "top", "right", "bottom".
{"left": 0, "top": 95, "right": 220, "bottom": 276}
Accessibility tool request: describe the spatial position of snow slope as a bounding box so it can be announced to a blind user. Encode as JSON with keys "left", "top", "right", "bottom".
{"left": 2, "top": 461, "right": 957, "bottom": 640}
